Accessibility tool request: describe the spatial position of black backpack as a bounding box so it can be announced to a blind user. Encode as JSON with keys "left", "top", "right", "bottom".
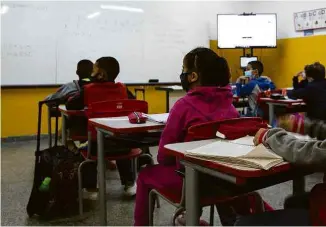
{"left": 26, "top": 101, "right": 82, "bottom": 219}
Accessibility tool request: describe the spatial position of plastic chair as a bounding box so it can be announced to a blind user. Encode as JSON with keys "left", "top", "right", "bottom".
{"left": 77, "top": 99, "right": 159, "bottom": 215}
{"left": 67, "top": 82, "right": 128, "bottom": 141}
{"left": 148, "top": 117, "right": 273, "bottom": 226}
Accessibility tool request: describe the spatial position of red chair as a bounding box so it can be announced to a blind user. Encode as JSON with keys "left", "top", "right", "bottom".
{"left": 149, "top": 117, "right": 273, "bottom": 226}
{"left": 77, "top": 99, "right": 157, "bottom": 215}
{"left": 69, "top": 82, "right": 129, "bottom": 141}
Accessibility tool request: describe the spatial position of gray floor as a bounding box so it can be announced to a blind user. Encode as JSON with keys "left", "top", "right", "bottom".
{"left": 1, "top": 139, "right": 323, "bottom": 226}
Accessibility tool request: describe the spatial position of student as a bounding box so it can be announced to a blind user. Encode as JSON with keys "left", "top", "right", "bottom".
{"left": 236, "top": 60, "right": 276, "bottom": 117}
{"left": 287, "top": 62, "right": 326, "bottom": 122}
{"left": 66, "top": 57, "right": 137, "bottom": 196}
{"left": 134, "top": 47, "right": 241, "bottom": 226}
{"left": 66, "top": 57, "right": 134, "bottom": 110}
{"left": 45, "top": 59, "right": 93, "bottom": 102}
{"left": 236, "top": 117, "right": 326, "bottom": 226}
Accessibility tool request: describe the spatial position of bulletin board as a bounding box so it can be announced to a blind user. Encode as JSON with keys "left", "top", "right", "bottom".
{"left": 294, "top": 8, "right": 326, "bottom": 31}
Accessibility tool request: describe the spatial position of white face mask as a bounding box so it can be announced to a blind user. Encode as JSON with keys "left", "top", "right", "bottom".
{"left": 244, "top": 70, "right": 252, "bottom": 77}
{"left": 307, "top": 77, "right": 314, "bottom": 83}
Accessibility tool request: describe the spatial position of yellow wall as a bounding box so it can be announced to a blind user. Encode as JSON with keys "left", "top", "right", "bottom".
{"left": 1, "top": 86, "right": 165, "bottom": 138}
{"left": 2, "top": 35, "right": 326, "bottom": 138}
{"left": 210, "top": 35, "right": 326, "bottom": 88}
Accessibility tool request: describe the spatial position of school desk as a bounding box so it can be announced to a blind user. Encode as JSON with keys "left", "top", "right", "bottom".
{"left": 155, "top": 86, "right": 185, "bottom": 112}
{"left": 259, "top": 98, "right": 306, "bottom": 125}
{"left": 88, "top": 116, "right": 166, "bottom": 226}
{"left": 58, "top": 105, "right": 85, "bottom": 146}
{"left": 155, "top": 85, "right": 249, "bottom": 113}
{"left": 164, "top": 139, "right": 314, "bottom": 226}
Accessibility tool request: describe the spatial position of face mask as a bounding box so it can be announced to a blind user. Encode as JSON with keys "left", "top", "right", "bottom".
{"left": 302, "top": 71, "right": 306, "bottom": 79}
{"left": 180, "top": 72, "right": 191, "bottom": 92}
{"left": 244, "top": 70, "right": 252, "bottom": 77}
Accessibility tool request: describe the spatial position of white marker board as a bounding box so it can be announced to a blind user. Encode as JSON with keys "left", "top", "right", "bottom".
{"left": 1, "top": 1, "right": 209, "bottom": 85}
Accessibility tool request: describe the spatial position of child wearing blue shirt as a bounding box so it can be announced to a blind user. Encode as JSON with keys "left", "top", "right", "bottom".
{"left": 236, "top": 60, "right": 275, "bottom": 116}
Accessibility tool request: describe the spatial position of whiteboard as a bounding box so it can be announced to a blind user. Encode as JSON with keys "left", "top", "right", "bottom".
{"left": 1, "top": 1, "right": 209, "bottom": 85}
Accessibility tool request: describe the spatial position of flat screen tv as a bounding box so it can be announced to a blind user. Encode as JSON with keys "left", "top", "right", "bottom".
{"left": 217, "top": 14, "right": 277, "bottom": 49}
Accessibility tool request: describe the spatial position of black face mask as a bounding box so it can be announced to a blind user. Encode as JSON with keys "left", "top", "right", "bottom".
{"left": 180, "top": 72, "right": 191, "bottom": 92}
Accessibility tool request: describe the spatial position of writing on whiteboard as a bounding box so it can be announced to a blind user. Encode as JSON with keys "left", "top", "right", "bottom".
{"left": 1, "top": 44, "right": 33, "bottom": 58}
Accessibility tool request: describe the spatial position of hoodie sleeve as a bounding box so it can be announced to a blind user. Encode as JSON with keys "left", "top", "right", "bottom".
{"left": 264, "top": 128, "right": 326, "bottom": 166}
{"left": 45, "top": 82, "right": 77, "bottom": 101}
{"left": 287, "top": 86, "right": 310, "bottom": 100}
{"left": 304, "top": 119, "right": 326, "bottom": 140}
{"left": 236, "top": 81, "right": 256, "bottom": 96}
{"left": 157, "top": 99, "right": 187, "bottom": 165}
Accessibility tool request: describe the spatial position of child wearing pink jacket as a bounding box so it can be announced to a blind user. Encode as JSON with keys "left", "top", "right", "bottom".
{"left": 134, "top": 47, "right": 240, "bottom": 225}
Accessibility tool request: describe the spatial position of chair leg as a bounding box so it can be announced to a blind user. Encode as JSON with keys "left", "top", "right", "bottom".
{"left": 78, "top": 160, "right": 96, "bottom": 215}
{"left": 149, "top": 190, "right": 156, "bottom": 226}
{"left": 78, "top": 161, "right": 84, "bottom": 215}
{"left": 209, "top": 205, "right": 214, "bottom": 226}
{"left": 251, "top": 192, "right": 265, "bottom": 213}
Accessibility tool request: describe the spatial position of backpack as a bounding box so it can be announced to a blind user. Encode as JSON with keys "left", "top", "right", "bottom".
{"left": 26, "top": 101, "right": 82, "bottom": 219}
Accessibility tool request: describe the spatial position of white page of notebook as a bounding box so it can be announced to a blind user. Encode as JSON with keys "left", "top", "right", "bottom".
{"left": 144, "top": 113, "right": 169, "bottom": 124}
{"left": 187, "top": 141, "right": 254, "bottom": 158}
{"left": 231, "top": 136, "right": 255, "bottom": 146}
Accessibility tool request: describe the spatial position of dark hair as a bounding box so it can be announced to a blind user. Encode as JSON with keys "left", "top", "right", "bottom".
{"left": 96, "top": 57, "right": 120, "bottom": 81}
{"left": 248, "top": 60, "right": 264, "bottom": 76}
{"left": 77, "top": 59, "right": 93, "bottom": 79}
{"left": 184, "top": 47, "right": 230, "bottom": 87}
{"left": 304, "top": 62, "right": 325, "bottom": 81}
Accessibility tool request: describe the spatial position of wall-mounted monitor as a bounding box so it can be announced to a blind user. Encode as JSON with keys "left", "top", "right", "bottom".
{"left": 217, "top": 14, "right": 277, "bottom": 49}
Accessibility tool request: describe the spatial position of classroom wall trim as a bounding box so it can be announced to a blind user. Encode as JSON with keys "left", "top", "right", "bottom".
{"left": 1, "top": 86, "right": 166, "bottom": 139}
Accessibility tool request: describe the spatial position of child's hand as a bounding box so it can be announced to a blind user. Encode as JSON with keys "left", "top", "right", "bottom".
{"left": 254, "top": 128, "right": 269, "bottom": 146}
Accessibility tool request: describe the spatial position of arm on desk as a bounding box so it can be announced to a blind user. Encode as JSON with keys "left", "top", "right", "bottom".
{"left": 287, "top": 87, "right": 309, "bottom": 100}
{"left": 264, "top": 128, "right": 326, "bottom": 166}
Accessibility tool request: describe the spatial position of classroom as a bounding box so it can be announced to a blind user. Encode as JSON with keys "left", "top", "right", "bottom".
{"left": 1, "top": 0, "right": 326, "bottom": 226}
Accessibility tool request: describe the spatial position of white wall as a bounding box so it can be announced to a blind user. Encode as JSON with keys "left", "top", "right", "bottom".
{"left": 249, "top": 1, "right": 326, "bottom": 39}
{"left": 199, "top": 1, "right": 249, "bottom": 40}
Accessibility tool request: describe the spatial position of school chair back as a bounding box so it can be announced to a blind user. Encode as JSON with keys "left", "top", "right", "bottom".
{"left": 83, "top": 82, "right": 128, "bottom": 108}
{"left": 86, "top": 99, "right": 148, "bottom": 119}
{"left": 85, "top": 99, "right": 148, "bottom": 139}
{"left": 186, "top": 117, "right": 266, "bottom": 141}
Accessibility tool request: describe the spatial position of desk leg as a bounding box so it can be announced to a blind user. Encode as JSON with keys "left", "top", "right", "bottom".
{"left": 61, "top": 113, "right": 67, "bottom": 146}
{"left": 165, "top": 91, "right": 170, "bottom": 113}
{"left": 293, "top": 176, "right": 305, "bottom": 195}
{"left": 185, "top": 165, "right": 200, "bottom": 226}
{"left": 48, "top": 106, "right": 52, "bottom": 147}
{"left": 268, "top": 103, "right": 275, "bottom": 126}
{"left": 97, "top": 130, "right": 107, "bottom": 226}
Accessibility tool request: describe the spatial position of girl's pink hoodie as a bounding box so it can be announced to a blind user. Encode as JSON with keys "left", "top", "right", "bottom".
{"left": 157, "top": 86, "right": 239, "bottom": 165}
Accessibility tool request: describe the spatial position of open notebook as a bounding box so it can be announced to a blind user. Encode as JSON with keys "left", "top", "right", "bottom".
{"left": 143, "top": 113, "right": 169, "bottom": 124}
{"left": 185, "top": 136, "right": 284, "bottom": 170}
